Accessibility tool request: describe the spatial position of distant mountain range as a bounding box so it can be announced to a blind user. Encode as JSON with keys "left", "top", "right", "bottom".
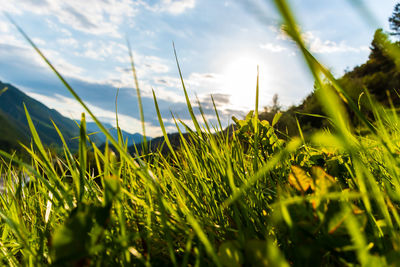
{"left": 86, "top": 122, "right": 150, "bottom": 146}
{"left": 0, "top": 81, "right": 148, "bottom": 152}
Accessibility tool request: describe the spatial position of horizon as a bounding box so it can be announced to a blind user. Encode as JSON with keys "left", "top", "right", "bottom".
{"left": 0, "top": 0, "right": 397, "bottom": 137}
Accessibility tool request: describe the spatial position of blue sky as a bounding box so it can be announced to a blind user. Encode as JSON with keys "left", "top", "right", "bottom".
{"left": 0, "top": 0, "right": 397, "bottom": 136}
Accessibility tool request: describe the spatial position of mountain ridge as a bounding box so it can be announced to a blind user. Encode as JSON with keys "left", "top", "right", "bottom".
{"left": 85, "top": 122, "right": 150, "bottom": 146}
{"left": 0, "top": 81, "right": 148, "bottom": 153}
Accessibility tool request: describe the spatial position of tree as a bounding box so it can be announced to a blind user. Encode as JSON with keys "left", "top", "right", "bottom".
{"left": 270, "top": 93, "right": 281, "bottom": 114}
{"left": 260, "top": 94, "right": 282, "bottom": 124}
{"left": 389, "top": 3, "right": 400, "bottom": 36}
{"left": 263, "top": 93, "right": 281, "bottom": 114}
{"left": 369, "top": 29, "right": 390, "bottom": 60}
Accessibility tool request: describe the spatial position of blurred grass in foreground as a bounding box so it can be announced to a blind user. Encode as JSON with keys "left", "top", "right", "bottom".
{"left": 1, "top": 0, "right": 400, "bottom": 266}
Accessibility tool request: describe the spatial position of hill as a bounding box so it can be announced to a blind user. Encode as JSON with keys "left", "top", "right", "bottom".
{"left": 0, "top": 81, "right": 147, "bottom": 154}
{"left": 259, "top": 29, "right": 400, "bottom": 137}
{"left": 0, "top": 81, "right": 82, "bottom": 151}
{"left": 0, "top": 109, "right": 28, "bottom": 151}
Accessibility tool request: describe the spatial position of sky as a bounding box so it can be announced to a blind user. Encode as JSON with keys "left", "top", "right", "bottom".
{"left": 0, "top": 0, "right": 397, "bottom": 136}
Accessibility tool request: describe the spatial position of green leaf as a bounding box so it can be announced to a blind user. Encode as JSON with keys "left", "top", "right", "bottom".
{"left": 245, "top": 110, "right": 254, "bottom": 122}
{"left": 272, "top": 112, "right": 282, "bottom": 126}
{"left": 232, "top": 116, "right": 240, "bottom": 125}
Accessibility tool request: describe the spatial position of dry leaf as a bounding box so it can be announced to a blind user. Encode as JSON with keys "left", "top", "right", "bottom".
{"left": 288, "top": 166, "right": 314, "bottom": 192}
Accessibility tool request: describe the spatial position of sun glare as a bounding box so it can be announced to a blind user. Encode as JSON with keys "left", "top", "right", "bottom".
{"left": 221, "top": 55, "right": 268, "bottom": 110}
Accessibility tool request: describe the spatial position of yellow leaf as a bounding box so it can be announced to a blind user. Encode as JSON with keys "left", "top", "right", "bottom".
{"left": 288, "top": 166, "right": 314, "bottom": 192}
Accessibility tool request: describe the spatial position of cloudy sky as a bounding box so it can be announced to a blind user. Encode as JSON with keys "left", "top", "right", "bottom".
{"left": 0, "top": 0, "right": 397, "bottom": 136}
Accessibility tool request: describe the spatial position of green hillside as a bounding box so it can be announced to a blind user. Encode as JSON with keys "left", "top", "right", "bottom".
{"left": 0, "top": 81, "right": 80, "bottom": 151}
{"left": 260, "top": 28, "right": 400, "bottom": 137}
{"left": 0, "top": 109, "right": 27, "bottom": 151}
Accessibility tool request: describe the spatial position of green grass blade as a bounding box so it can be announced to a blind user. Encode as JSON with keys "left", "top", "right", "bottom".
{"left": 253, "top": 66, "right": 260, "bottom": 172}
{"left": 127, "top": 39, "right": 147, "bottom": 152}
{"left": 152, "top": 89, "right": 179, "bottom": 162}
{"left": 172, "top": 42, "right": 202, "bottom": 136}
{"left": 78, "top": 113, "right": 87, "bottom": 202}
{"left": 211, "top": 94, "right": 224, "bottom": 133}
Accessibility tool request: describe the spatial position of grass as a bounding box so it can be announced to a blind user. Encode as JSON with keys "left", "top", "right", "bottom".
{"left": 2, "top": 0, "right": 400, "bottom": 266}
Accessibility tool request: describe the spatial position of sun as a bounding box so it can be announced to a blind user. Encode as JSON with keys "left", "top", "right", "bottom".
{"left": 220, "top": 55, "right": 267, "bottom": 110}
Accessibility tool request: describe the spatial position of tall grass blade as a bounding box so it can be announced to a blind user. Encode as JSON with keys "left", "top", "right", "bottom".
{"left": 127, "top": 39, "right": 147, "bottom": 152}
{"left": 152, "top": 90, "right": 179, "bottom": 162}
{"left": 172, "top": 42, "right": 202, "bottom": 136}
{"left": 78, "top": 113, "right": 87, "bottom": 203}
{"left": 253, "top": 66, "right": 260, "bottom": 172}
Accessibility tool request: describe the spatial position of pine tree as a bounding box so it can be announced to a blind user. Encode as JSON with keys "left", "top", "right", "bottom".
{"left": 389, "top": 3, "right": 400, "bottom": 36}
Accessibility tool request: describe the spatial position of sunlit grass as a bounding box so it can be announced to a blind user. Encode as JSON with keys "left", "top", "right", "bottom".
{"left": 1, "top": 0, "right": 400, "bottom": 266}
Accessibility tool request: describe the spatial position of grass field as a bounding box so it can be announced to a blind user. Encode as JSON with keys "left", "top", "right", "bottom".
{"left": 1, "top": 0, "right": 400, "bottom": 266}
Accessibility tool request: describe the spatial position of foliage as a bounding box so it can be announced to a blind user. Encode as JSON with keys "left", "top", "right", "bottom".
{"left": 233, "top": 110, "right": 284, "bottom": 159}
{"left": 389, "top": 3, "right": 400, "bottom": 36}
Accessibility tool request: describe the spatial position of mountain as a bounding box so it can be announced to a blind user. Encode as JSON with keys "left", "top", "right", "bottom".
{"left": 0, "top": 81, "right": 147, "bottom": 153}
{"left": 0, "top": 81, "right": 82, "bottom": 151}
{"left": 127, "top": 132, "right": 185, "bottom": 155}
{"left": 86, "top": 122, "right": 150, "bottom": 145}
{"left": 0, "top": 109, "right": 28, "bottom": 151}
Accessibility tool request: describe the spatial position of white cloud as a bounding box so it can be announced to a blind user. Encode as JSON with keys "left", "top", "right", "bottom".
{"left": 142, "top": 0, "right": 196, "bottom": 15}
{"left": 45, "top": 19, "right": 72, "bottom": 37}
{"left": 273, "top": 25, "right": 369, "bottom": 54}
{"left": 186, "top": 72, "right": 223, "bottom": 89}
{"left": 152, "top": 85, "right": 185, "bottom": 103}
{"left": 269, "top": 24, "right": 291, "bottom": 42}
{"left": 5, "top": 0, "right": 139, "bottom": 37}
{"left": 0, "top": 1, "right": 23, "bottom": 14}
{"left": 260, "top": 43, "right": 287, "bottom": 52}
{"left": 57, "top": 38, "right": 79, "bottom": 48}
{"left": 78, "top": 41, "right": 170, "bottom": 71}
{"left": 32, "top": 37, "right": 46, "bottom": 46}
{"left": 141, "top": 56, "right": 170, "bottom": 73}
{"left": 0, "top": 20, "right": 9, "bottom": 33}
{"left": 75, "top": 40, "right": 127, "bottom": 63}
{"left": 35, "top": 48, "right": 84, "bottom": 77}
{"left": 4, "top": 44, "right": 85, "bottom": 80}
{"left": 0, "top": 32, "right": 26, "bottom": 48}
{"left": 112, "top": 53, "right": 170, "bottom": 88}
{"left": 154, "top": 76, "right": 181, "bottom": 88}
{"left": 302, "top": 31, "right": 369, "bottom": 54}
{"left": 161, "top": 0, "right": 195, "bottom": 14}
